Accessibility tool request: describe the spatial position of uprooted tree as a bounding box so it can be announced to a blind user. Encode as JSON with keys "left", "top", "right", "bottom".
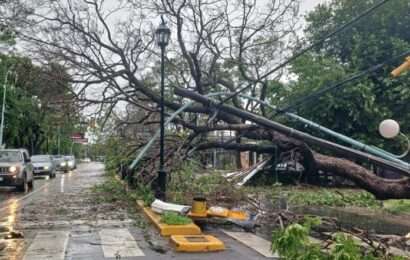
{"left": 16, "top": 0, "right": 410, "bottom": 199}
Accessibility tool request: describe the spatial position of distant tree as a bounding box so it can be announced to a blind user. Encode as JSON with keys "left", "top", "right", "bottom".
{"left": 0, "top": 54, "right": 81, "bottom": 154}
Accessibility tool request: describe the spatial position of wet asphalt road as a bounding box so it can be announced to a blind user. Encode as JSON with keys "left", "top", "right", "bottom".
{"left": 0, "top": 176, "right": 49, "bottom": 213}
{"left": 0, "top": 162, "right": 270, "bottom": 260}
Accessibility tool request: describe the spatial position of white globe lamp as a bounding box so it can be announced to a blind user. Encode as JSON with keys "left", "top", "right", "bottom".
{"left": 379, "top": 119, "right": 400, "bottom": 139}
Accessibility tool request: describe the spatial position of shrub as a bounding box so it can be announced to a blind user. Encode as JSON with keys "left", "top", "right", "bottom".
{"left": 160, "top": 212, "right": 192, "bottom": 225}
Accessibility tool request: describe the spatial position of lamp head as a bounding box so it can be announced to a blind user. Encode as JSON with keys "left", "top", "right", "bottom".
{"left": 155, "top": 16, "right": 171, "bottom": 48}
{"left": 379, "top": 119, "right": 400, "bottom": 139}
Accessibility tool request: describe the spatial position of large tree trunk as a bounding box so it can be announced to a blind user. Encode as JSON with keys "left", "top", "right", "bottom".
{"left": 175, "top": 87, "right": 410, "bottom": 200}
{"left": 315, "top": 154, "right": 410, "bottom": 200}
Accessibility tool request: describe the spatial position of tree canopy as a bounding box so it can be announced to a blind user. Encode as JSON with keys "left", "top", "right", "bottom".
{"left": 276, "top": 0, "right": 410, "bottom": 152}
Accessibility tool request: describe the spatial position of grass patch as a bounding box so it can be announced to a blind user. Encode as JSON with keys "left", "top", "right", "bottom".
{"left": 245, "top": 186, "right": 382, "bottom": 209}
{"left": 383, "top": 200, "right": 410, "bottom": 214}
{"left": 288, "top": 188, "right": 380, "bottom": 208}
{"left": 160, "top": 211, "right": 192, "bottom": 225}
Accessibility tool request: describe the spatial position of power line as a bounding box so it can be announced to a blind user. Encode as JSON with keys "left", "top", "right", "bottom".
{"left": 277, "top": 50, "right": 410, "bottom": 114}
{"left": 217, "top": 0, "right": 393, "bottom": 106}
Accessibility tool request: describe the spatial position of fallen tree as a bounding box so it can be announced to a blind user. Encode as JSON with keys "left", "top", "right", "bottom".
{"left": 19, "top": 0, "right": 410, "bottom": 199}
{"left": 173, "top": 87, "right": 410, "bottom": 199}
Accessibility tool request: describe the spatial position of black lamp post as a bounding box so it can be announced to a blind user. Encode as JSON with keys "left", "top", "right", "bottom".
{"left": 155, "top": 16, "right": 171, "bottom": 200}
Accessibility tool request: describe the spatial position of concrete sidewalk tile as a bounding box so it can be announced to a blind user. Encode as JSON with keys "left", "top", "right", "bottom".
{"left": 223, "top": 230, "right": 278, "bottom": 258}
{"left": 23, "top": 231, "right": 69, "bottom": 260}
{"left": 99, "top": 228, "right": 145, "bottom": 257}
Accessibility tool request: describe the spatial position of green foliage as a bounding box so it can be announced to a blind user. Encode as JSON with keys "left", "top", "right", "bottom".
{"left": 272, "top": 215, "right": 408, "bottom": 259}
{"left": 288, "top": 189, "right": 380, "bottom": 208}
{"left": 383, "top": 200, "right": 410, "bottom": 215}
{"left": 92, "top": 172, "right": 155, "bottom": 208}
{"left": 272, "top": 217, "right": 325, "bottom": 259}
{"left": 160, "top": 211, "right": 192, "bottom": 225}
{"left": 331, "top": 233, "right": 365, "bottom": 260}
{"left": 92, "top": 176, "right": 129, "bottom": 203}
{"left": 99, "top": 136, "right": 133, "bottom": 172}
{"left": 133, "top": 183, "right": 155, "bottom": 207}
{"left": 0, "top": 54, "right": 81, "bottom": 154}
{"left": 271, "top": 217, "right": 385, "bottom": 260}
{"left": 274, "top": 0, "right": 410, "bottom": 152}
{"left": 167, "top": 161, "right": 244, "bottom": 204}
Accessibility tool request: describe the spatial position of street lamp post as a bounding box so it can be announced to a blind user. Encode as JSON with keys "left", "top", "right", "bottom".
{"left": 155, "top": 16, "right": 171, "bottom": 200}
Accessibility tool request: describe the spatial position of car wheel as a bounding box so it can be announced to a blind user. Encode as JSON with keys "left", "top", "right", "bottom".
{"left": 16, "top": 177, "right": 28, "bottom": 193}
{"left": 28, "top": 179, "right": 34, "bottom": 190}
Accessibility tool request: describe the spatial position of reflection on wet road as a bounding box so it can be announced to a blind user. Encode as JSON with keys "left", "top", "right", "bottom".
{"left": 0, "top": 173, "right": 64, "bottom": 260}
{"left": 0, "top": 177, "right": 49, "bottom": 208}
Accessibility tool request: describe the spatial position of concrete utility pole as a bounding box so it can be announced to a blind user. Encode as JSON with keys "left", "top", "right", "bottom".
{"left": 0, "top": 67, "right": 15, "bottom": 149}
{"left": 57, "top": 126, "right": 61, "bottom": 155}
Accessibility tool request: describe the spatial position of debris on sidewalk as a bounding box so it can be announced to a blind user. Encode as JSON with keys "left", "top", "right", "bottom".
{"left": 0, "top": 240, "right": 6, "bottom": 251}
{"left": 224, "top": 160, "right": 268, "bottom": 186}
{"left": 151, "top": 199, "right": 191, "bottom": 215}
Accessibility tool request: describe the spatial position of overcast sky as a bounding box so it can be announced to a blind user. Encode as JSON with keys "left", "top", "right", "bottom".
{"left": 300, "top": 0, "right": 329, "bottom": 14}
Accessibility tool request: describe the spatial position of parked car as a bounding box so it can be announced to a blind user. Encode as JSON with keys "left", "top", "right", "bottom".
{"left": 65, "top": 155, "right": 76, "bottom": 170}
{"left": 0, "top": 149, "right": 34, "bottom": 192}
{"left": 31, "top": 154, "right": 56, "bottom": 178}
{"left": 96, "top": 156, "right": 105, "bottom": 162}
{"left": 53, "top": 155, "right": 70, "bottom": 173}
{"left": 82, "top": 157, "right": 91, "bottom": 163}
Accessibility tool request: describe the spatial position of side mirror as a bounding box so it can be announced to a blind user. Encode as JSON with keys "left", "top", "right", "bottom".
{"left": 25, "top": 158, "right": 31, "bottom": 163}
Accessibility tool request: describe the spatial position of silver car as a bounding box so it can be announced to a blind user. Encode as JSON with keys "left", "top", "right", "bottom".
{"left": 53, "top": 155, "right": 69, "bottom": 173}
{"left": 32, "top": 155, "right": 56, "bottom": 178}
{"left": 0, "top": 149, "right": 34, "bottom": 192}
{"left": 65, "top": 155, "right": 76, "bottom": 170}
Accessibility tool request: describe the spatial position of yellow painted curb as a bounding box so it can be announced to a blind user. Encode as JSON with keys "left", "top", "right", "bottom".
{"left": 137, "top": 200, "right": 202, "bottom": 237}
{"left": 170, "top": 235, "right": 225, "bottom": 252}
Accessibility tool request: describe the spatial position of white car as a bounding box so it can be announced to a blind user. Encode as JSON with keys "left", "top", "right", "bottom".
{"left": 82, "top": 158, "right": 91, "bottom": 163}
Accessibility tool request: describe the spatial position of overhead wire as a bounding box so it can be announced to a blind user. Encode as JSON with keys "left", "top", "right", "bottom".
{"left": 216, "top": 0, "right": 394, "bottom": 107}
{"left": 276, "top": 50, "right": 410, "bottom": 114}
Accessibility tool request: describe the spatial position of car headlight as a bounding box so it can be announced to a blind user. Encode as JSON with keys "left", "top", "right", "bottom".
{"left": 9, "top": 166, "right": 18, "bottom": 174}
{"left": 44, "top": 166, "right": 49, "bottom": 170}
{"left": 60, "top": 162, "right": 66, "bottom": 166}
{"left": 68, "top": 161, "right": 74, "bottom": 166}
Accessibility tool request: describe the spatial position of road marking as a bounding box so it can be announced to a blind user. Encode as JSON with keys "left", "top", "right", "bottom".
{"left": 99, "top": 228, "right": 145, "bottom": 257}
{"left": 60, "top": 174, "right": 65, "bottom": 193}
{"left": 223, "top": 230, "right": 278, "bottom": 258}
{"left": 23, "top": 231, "right": 69, "bottom": 260}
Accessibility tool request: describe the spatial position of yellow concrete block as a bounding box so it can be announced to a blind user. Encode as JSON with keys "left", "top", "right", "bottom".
{"left": 227, "top": 210, "right": 249, "bottom": 221}
{"left": 187, "top": 211, "right": 208, "bottom": 218}
{"left": 139, "top": 203, "right": 202, "bottom": 236}
{"left": 170, "top": 235, "right": 225, "bottom": 252}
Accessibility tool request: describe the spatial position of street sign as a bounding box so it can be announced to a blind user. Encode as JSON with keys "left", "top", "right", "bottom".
{"left": 70, "top": 133, "right": 84, "bottom": 140}
{"left": 73, "top": 138, "right": 88, "bottom": 144}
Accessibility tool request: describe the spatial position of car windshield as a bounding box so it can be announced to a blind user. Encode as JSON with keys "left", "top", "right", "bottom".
{"left": 0, "top": 151, "right": 21, "bottom": 162}
{"left": 32, "top": 155, "right": 50, "bottom": 162}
